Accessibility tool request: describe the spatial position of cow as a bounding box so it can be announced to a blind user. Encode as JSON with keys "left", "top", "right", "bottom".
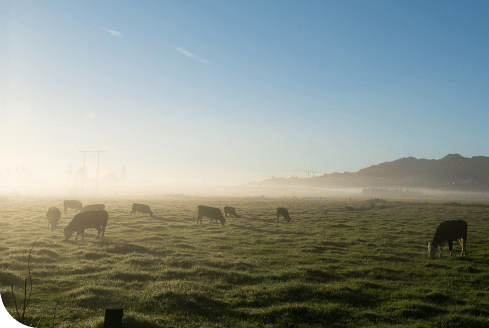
{"left": 63, "top": 200, "right": 83, "bottom": 214}
{"left": 81, "top": 204, "right": 105, "bottom": 212}
{"left": 277, "top": 207, "right": 291, "bottom": 223}
{"left": 224, "top": 206, "right": 241, "bottom": 218}
{"left": 131, "top": 203, "right": 153, "bottom": 216}
{"left": 46, "top": 207, "right": 61, "bottom": 230}
{"left": 197, "top": 205, "right": 226, "bottom": 225}
{"left": 63, "top": 210, "right": 108, "bottom": 241}
{"left": 428, "top": 219, "right": 467, "bottom": 257}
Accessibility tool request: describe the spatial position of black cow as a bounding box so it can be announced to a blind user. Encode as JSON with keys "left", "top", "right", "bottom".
{"left": 63, "top": 200, "right": 83, "bottom": 214}
{"left": 197, "top": 205, "right": 226, "bottom": 225}
{"left": 277, "top": 207, "right": 291, "bottom": 223}
{"left": 131, "top": 203, "right": 153, "bottom": 216}
{"left": 224, "top": 206, "right": 241, "bottom": 218}
{"left": 81, "top": 204, "right": 105, "bottom": 212}
{"left": 63, "top": 210, "right": 108, "bottom": 241}
{"left": 428, "top": 219, "right": 467, "bottom": 257}
{"left": 46, "top": 207, "right": 61, "bottom": 230}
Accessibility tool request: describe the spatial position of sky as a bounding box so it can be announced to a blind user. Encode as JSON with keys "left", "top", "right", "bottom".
{"left": 1, "top": 0, "right": 488, "bottom": 194}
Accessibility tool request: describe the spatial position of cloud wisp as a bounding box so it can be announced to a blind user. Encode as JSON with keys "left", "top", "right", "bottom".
{"left": 176, "top": 47, "right": 208, "bottom": 64}
{"left": 102, "top": 27, "right": 122, "bottom": 37}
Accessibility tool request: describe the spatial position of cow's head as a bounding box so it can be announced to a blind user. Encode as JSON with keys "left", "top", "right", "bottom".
{"left": 63, "top": 227, "right": 73, "bottom": 240}
{"left": 220, "top": 217, "right": 226, "bottom": 225}
{"left": 149, "top": 210, "right": 154, "bottom": 217}
{"left": 427, "top": 242, "right": 437, "bottom": 257}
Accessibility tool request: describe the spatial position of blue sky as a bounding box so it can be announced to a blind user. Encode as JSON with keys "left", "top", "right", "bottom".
{"left": 1, "top": 0, "right": 488, "bottom": 192}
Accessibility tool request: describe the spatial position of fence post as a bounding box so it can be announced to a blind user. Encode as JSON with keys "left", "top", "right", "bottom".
{"left": 104, "top": 309, "right": 123, "bottom": 328}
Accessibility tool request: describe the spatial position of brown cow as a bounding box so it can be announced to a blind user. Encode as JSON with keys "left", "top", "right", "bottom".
{"left": 197, "top": 205, "right": 226, "bottom": 225}
{"left": 63, "top": 200, "right": 83, "bottom": 214}
{"left": 131, "top": 203, "right": 153, "bottom": 216}
{"left": 277, "top": 207, "right": 291, "bottom": 223}
{"left": 428, "top": 220, "right": 467, "bottom": 257}
{"left": 81, "top": 204, "right": 105, "bottom": 212}
{"left": 224, "top": 206, "right": 241, "bottom": 218}
{"left": 46, "top": 207, "right": 61, "bottom": 230}
{"left": 63, "top": 210, "right": 108, "bottom": 241}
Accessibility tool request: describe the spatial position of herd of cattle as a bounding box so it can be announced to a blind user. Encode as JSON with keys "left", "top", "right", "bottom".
{"left": 46, "top": 200, "right": 467, "bottom": 258}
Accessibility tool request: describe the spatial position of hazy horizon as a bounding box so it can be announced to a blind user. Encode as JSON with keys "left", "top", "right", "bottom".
{"left": 2, "top": 1, "right": 488, "bottom": 196}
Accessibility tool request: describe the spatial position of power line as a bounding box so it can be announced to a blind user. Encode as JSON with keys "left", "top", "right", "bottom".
{"left": 79, "top": 150, "right": 107, "bottom": 194}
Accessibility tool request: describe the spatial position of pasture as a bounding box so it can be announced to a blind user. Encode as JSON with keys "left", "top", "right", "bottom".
{"left": 1, "top": 196, "right": 489, "bottom": 327}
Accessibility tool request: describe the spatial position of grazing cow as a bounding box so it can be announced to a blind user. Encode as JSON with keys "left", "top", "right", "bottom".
{"left": 46, "top": 207, "right": 61, "bottom": 230}
{"left": 63, "top": 200, "right": 83, "bottom": 214}
{"left": 277, "top": 207, "right": 291, "bottom": 223}
{"left": 197, "top": 205, "right": 226, "bottom": 225}
{"left": 63, "top": 210, "right": 108, "bottom": 241}
{"left": 224, "top": 206, "right": 241, "bottom": 218}
{"left": 131, "top": 203, "right": 153, "bottom": 216}
{"left": 81, "top": 204, "right": 105, "bottom": 212}
{"left": 428, "top": 219, "right": 467, "bottom": 257}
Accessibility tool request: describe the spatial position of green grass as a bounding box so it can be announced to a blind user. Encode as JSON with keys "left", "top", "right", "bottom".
{"left": 1, "top": 195, "right": 489, "bottom": 327}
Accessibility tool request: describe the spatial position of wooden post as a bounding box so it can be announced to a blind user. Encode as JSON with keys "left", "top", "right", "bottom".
{"left": 104, "top": 309, "right": 123, "bottom": 328}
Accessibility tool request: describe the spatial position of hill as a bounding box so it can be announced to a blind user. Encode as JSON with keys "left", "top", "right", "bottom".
{"left": 257, "top": 154, "right": 489, "bottom": 192}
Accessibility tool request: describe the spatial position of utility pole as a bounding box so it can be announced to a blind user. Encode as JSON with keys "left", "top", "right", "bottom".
{"left": 81, "top": 151, "right": 87, "bottom": 194}
{"left": 305, "top": 171, "right": 317, "bottom": 178}
{"left": 79, "top": 150, "right": 107, "bottom": 194}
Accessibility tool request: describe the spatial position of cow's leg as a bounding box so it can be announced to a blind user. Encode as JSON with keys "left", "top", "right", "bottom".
{"left": 448, "top": 241, "right": 454, "bottom": 256}
{"left": 75, "top": 232, "right": 79, "bottom": 241}
{"left": 460, "top": 238, "right": 466, "bottom": 256}
{"left": 439, "top": 246, "right": 443, "bottom": 257}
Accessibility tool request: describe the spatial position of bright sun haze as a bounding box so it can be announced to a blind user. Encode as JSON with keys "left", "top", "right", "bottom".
{"left": 1, "top": 1, "right": 488, "bottom": 196}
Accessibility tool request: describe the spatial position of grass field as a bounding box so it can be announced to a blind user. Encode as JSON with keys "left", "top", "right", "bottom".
{"left": 1, "top": 195, "right": 489, "bottom": 327}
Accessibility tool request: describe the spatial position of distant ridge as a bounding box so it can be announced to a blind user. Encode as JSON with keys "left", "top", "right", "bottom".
{"left": 257, "top": 154, "right": 489, "bottom": 191}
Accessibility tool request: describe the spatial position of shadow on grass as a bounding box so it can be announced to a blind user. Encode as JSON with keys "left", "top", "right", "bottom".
{"left": 121, "top": 315, "right": 166, "bottom": 328}
{"left": 389, "top": 303, "right": 446, "bottom": 321}
{"left": 319, "top": 241, "right": 348, "bottom": 248}
{"left": 431, "top": 315, "right": 488, "bottom": 328}
{"left": 161, "top": 267, "right": 263, "bottom": 285}
{"left": 235, "top": 224, "right": 307, "bottom": 236}
{"left": 84, "top": 252, "right": 105, "bottom": 260}
{"left": 424, "top": 292, "right": 465, "bottom": 305}
{"left": 148, "top": 291, "right": 242, "bottom": 319}
{"left": 371, "top": 255, "right": 410, "bottom": 263}
{"left": 304, "top": 268, "right": 343, "bottom": 283}
{"left": 37, "top": 249, "right": 59, "bottom": 258}
{"left": 111, "top": 271, "right": 157, "bottom": 282}
{"left": 175, "top": 243, "right": 195, "bottom": 249}
{"left": 70, "top": 286, "right": 121, "bottom": 309}
{"left": 239, "top": 284, "right": 381, "bottom": 308}
{"left": 107, "top": 243, "right": 152, "bottom": 255}
{"left": 0, "top": 271, "right": 25, "bottom": 289}
{"left": 257, "top": 304, "right": 351, "bottom": 327}
{"left": 359, "top": 311, "right": 394, "bottom": 325}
